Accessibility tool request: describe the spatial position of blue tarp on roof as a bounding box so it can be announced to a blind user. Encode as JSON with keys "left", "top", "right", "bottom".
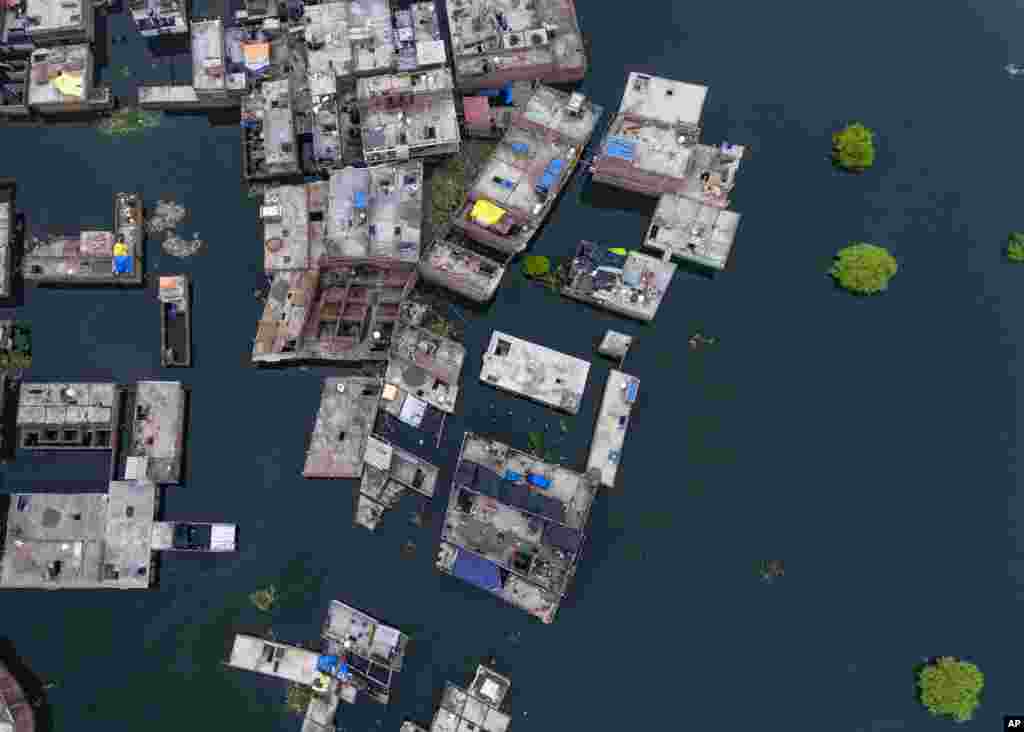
{"left": 354, "top": 190, "right": 368, "bottom": 209}
{"left": 605, "top": 136, "right": 636, "bottom": 162}
{"left": 453, "top": 550, "right": 502, "bottom": 592}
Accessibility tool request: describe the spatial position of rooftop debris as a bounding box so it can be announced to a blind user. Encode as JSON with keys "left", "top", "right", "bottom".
{"left": 163, "top": 231, "right": 203, "bottom": 258}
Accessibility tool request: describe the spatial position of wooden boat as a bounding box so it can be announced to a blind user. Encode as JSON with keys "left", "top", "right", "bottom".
{"left": 158, "top": 274, "right": 191, "bottom": 367}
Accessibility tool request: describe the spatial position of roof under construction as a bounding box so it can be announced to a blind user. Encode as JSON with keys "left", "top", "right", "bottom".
{"left": 644, "top": 192, "right": 742, "bottom": 270}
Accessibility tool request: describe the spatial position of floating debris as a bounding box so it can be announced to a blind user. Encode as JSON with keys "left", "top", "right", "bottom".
{"left": 401, "top": 540, "right": 417, "bottom": 558}
{"left": 146, "top": 200, "right": 187, "bottom": 234}
{"left": 1007, "top": 64, "right": 1024, "bottom": 77}
{"left": 688, "top": 331, "right": 718, "bottom": 350}
{"left": 249, "top": 585, "right": 278, "bottom": 612}
{"left": 163, "top": 230, "right": 203, "bottom": 257}
{"left": 759, "top": 560, "right": 785, "bottom": 582}
{"left": 97, "top": 107, "right": 161, "bottom": 137}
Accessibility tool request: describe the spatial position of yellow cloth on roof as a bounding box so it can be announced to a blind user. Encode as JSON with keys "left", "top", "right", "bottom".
{"left": 470, "top": 199, "right": 506, "bottom": 226}
{"left": 113, "top": 242, "right": 128, "bottom": 257}
{"left": 53, "top": 72, "right": 83, "bottom": 98}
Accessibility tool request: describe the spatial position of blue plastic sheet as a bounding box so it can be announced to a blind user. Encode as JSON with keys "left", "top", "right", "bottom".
{"left": 453, "top": 550, "right": 502, "bottom": 592}
{"left": 354, "top": 190, "right": 367, "bottom": 209}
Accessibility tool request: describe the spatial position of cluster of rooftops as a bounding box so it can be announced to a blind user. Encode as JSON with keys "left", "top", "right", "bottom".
{"left": 0, "top": 2, "right": 750, "bottom": 729}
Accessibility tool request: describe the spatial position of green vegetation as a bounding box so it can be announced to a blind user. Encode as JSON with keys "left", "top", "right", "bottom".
{"left": 118, "top": 65, "right": 132, "bottom": 79}
{"left": 428, "top": 141, "right": 497, "bottom": 233}
{"left": 522, "top": 255, "right": 551, "bottom": 277}
{"left": 831, "top": 122, "right": 875, "bottom": 172}
{"left": 1007, "top": 232, "right": 1024, "bottom": 262}
{"left": 249, "top": 585, "right": 277, "bottom": 612}
{"left": 828, "top": 243, "right": 898, "bottom": 294}
{"left": 917, "top": 657, "right": 984, "bottom": 722}
{"left": 285, "top": 682, "right": 313, "bottom": 715}
{"left": 98, "top": 108, "right": 162, "bottom": 137}
{"left": 0, "top": 324, "right": 31, "bottom": 369}
{"left": 527, "top": 430, "right": 545, "bottom": 457}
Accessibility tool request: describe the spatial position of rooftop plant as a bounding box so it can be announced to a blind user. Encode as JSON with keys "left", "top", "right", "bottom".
{"left": 98, "top": 108, "right": 162, "bottom": 137}
{"left": 832, "top": 122, "right": 875, "bottom": 172}
{"left": 917, "top": 657, "right": 984, "bottom": 722}
{"left": 828, "top": 243, "right": 897, "bottom": 295}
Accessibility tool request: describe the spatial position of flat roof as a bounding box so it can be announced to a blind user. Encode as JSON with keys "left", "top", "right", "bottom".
{"left": 24, "top": 0, "right": 87, "bottom": 33}
{"left": 0, "top": 481, "right": 157, "bottom": 589}
{"left": 191, "top": 19, "right": 226, "bottom": 92}
{"left": 419, "top": 239, "right": 507, "bottom": 301}
{"left": 0, "top": 196, "right": 10, "bottom": 299}
{"left": 619, "top": 73, "right": 707, "bottom": 128}
{"left": 647, "top": 193, "right": 741, "bottom": 270}
{"left": 386, "top": 321, "right": 465, "bottom": 413}
{"left": 305, "top": 2, "right": 352, "bottom": 97}
{"left": 358, "top": 68, "right": 460, "bottom": 155}
{"left": 322, "top": 599, "right": 408, "bottom": 672}
{"left": 16, "top": 382, "right": 116, "bottom": 427}
{"left": 395, "top": 1, "right": 446, "bottom": 70}
{"left": 123, "top": 381, "right": 185, "bottom": 483}
{"left": 325, "top": 162, "right": 424, "bottom": 261}
{"left": 434, "top": 681, "right": 511, "bottom": 732}
{"left": 226, "top": 635, "right": 318, "bottom": 684}
{"left": 586, "top": 370, "right": 637, "bottom": 488}
{"left": 562, "top": 241, "right": 676, "bottom": 322}
{"left": 480, "top": 331, "right": 590, "bottom": 414}
{"left": 28, "top": 44, "right": 91, "bottom": 107}
{"left": 303, "top": 377, "right": 382, "bottom": 478}
{"left": 263, "top": 184, "right": 312, "bottom": 271}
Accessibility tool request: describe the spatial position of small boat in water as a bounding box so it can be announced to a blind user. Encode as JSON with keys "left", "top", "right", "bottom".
{"left": 1006, "top": 64, "right": 1024, "bottom": 77}
{"left": 158, "top": 274, "right": 191, "bottom": 367}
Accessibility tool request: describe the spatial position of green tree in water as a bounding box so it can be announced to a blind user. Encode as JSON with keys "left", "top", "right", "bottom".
{"left": 828, "top": 243, "right": 897, "bottom": 295}
{"left": 1006, "top": 232, "right": 1024, "bottom": 262}
{"left": 522, "top": 256, "right": 551, "bottom": 277}
{"left": 917, "top": 657, "right": 984, "bottom": 722}
{"left": 832, "top": 122, "right": 875, "bottom": 172}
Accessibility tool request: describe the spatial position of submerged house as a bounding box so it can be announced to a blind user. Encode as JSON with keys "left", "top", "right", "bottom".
{"left": 24, "top": 0, "right": 93, "bottom": 46}
{"left": 437, "top": 433, "right": 597, "bottom": 623}
{"left": 0, "top": 480, "right": 237, "bottom": 590}
{"left": 356, "top": 434, "right": 439, "bottom": 531}
{"left": 479, "top": 331, "right": 590, "bottom": 414}
{"left": 418, "top": 235, "right": 510, "bottom": 303}
{"left": 590, "top": 73, "right": 746, "bottom": 269}
{"left": 561, "top": 240, "right": 676, "bottom": 322}
{"left": 446, "top": 0, "right": 586, "bottom": 90}
{"left": 402, "top": 664, "right": 512, "bottom": 732}
{"left": 385, "top": 320, "right": 465, "bottom": 414}
{"left": 27, "top": 43, "right": 111, "bottom": 114}
{"left": 22, "top": 192, "right": 144, "bottom": 285}
{"left": 451, "top": 85, "right": 602, "bottom": 254}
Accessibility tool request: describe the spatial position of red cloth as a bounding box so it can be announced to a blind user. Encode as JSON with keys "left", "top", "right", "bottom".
{"left": 462, "top": 96, "right": 491, "bottom": 127}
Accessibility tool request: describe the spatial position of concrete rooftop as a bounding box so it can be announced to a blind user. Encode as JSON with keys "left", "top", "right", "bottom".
{"left": 122, "top": 380, "right": 186, "bottom": 484}
{"left": 303, "top": 377, "right": 382, "bottom": 478}
{"left": 562, "top": 241, "right": 676, "bottom": 322}
{"left": 645, "top": 192, "right": 742, "bottom": 270}
{"left": 479, "top": 331, "right": 590, "bottom": 414}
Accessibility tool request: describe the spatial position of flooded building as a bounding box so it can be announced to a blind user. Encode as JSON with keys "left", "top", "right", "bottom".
{"left": 437, "top": 433, "right": 597, "bottom": 623}
{"left": 385, "top": 321, "right": 465, "bottom": 414}
{"left": 561, "top": 240, "right": 676, "bottom": 322}
{"left": 128, "top": 0, "right": 188, "bottom": 38}
{"left": 324, "top": 162, "right": 424, "bottom": 261}
{"left": 597, "top": 329, "right": 632, "bottom": 366}
{"left": 643, "top": 191, "right": 742, "bottom": 271}
{"left": 227, "top": 599, "right": 409, "bottom": 716}
{"left": 260, "top": 182, "right": 324, "bottom": 272}
{"left": 445, "top": 0, "right": 586, "bottom": 90}
{"left": 357, "top": 67, "right": 460, "bottom": 164}
{"left": 401, "top": 664, "right": 512, "bottom": 732}
{"left": 356, "top": 434, "right": 438, "bottom": 530}
{"left": 461, "top": 80, "right": 536, "bottom": 139}
{"left": 0, "top": 180, "right": 15, "bottom": 299}
{"left": 15, "top": 380, "right": 187, "bottom": 484}
{"left": 418, "top": 235, "right": 509, "bottom": 303}
{"left": 591, "top": 73, "right": 747, "bottom": 203}
{"left": 0, "top": 480, "right": 237, "bottom": 590}
{"left": 22, "top": 192, "right": 144, "bottom": 286}
{"left": 0, "top": 659, "right": 34, "bottom": 732}
{"left": 158, "top": 275, "right": 191, "bottom": 367}
{"left": 451, "top": 85, "right": 602, "bottom": 254}
{"left": 243, "top": 76, "right": 301, "bottom": 181}
{"left": 586, "top": 370, "right": 637, "bottom": 490}
{"left": 480, "top": 331, "right": 589, "bottom": 414}
{"left": 303, "top": 377, "right": 382, "bottom": 478}
{"left": 252, "top": 259, "right": 417, "bottom": 364}
{"left": 24, "top": 0, "right": 93, "bottom": 46}
{"left": 27, "top": 43, "right": 111, "bottom": 115}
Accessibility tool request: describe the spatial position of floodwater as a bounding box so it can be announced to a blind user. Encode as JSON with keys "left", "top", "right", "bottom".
{"left": 2, "top": 1, "right": 1023, "bottom": 730}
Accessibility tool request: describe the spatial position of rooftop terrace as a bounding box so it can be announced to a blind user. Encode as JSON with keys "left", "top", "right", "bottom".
{"left": 303, "top": 377, "right": 382, "bottom": 478}
{"left": 453, "top": 85, "right": 602, "bottom": 254}
{"left": 479, "top": 331, "right": 589, "bottom": 414}
{"left": 325, "top": 162, "right": 424, "bottom": 261}
{"left": 226, "top": 635, "right": 319, "bottom": 684}
{"left": 645, "top": 192, "right": 742, "bottom": 271}
{"left": 438, "top": 433, "right": 596, "bottom": 622}
{"left": 385, "top": 321, "right": 465, "bottom": 414}
{"left": 261, "top": 183, "right": 315, "bottom": 271}
{"left": 24, "top": 0, "right": 92, "bottom": 42}
{"left": 446, "top": 0, "right": 586, "bottom": 89}
{"left": 0, "top": 481, "right": 157, "bottom": 589}
{"left": 191, "top": 19, "right": 227, "bottom": 93}
{"left": 357, "top": 68, "right": 460, "bottom": 163}
{"left": 561, "top": 240, "right": 676, "bottom": 322}
{"left": 418, "top": 237, "right": 508, "bottom": 302}
{"left": 27, "top": 44, "right": 91, "bottom": 108}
